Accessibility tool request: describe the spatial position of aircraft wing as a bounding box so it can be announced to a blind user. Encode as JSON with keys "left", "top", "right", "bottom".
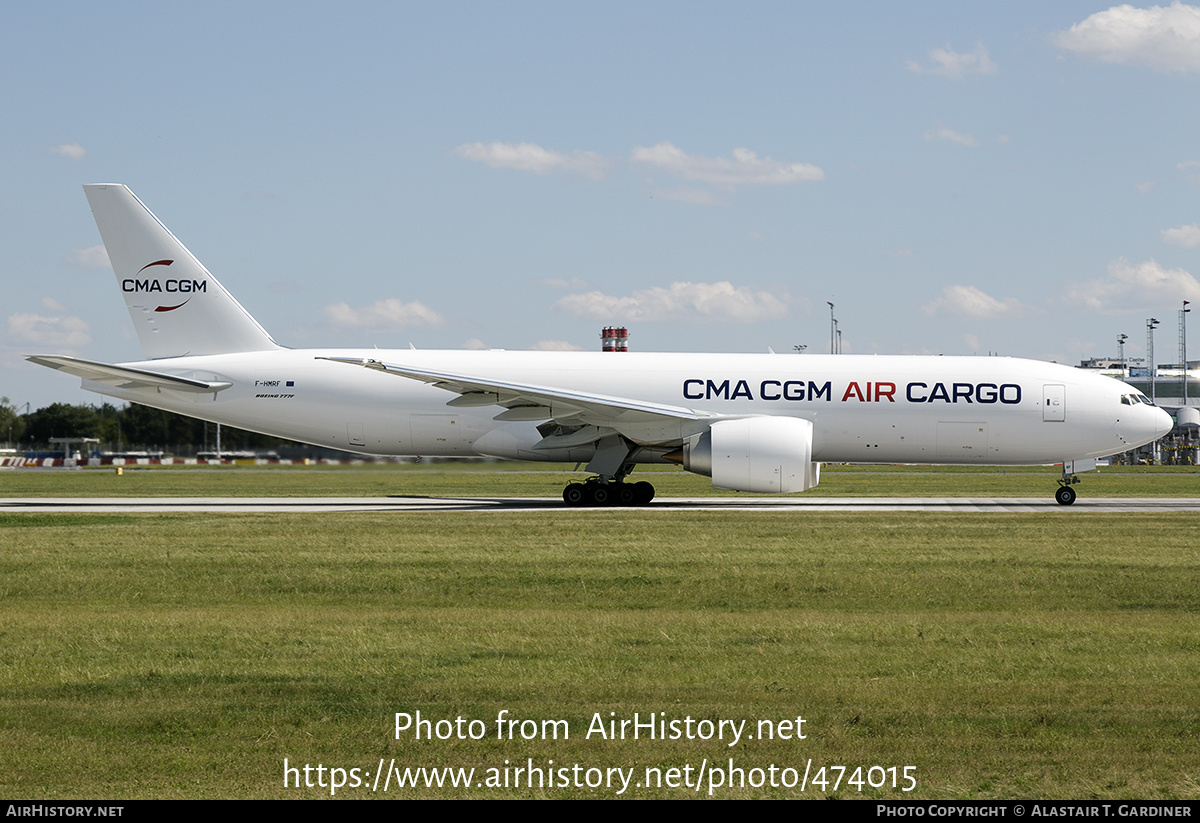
{"left": 26, "top": 355, "right": 232, "bottom": 393}
{"left": 319, "top": 357, "right": 705, "bottom": 429}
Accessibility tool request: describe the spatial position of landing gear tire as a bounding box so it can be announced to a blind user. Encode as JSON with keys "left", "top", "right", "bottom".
{"left": 1054, "top": 485, "right": 1077, "bottom": 506}
{"left": 633, "top": 481, "right": 655, "bottom": 505}
{"left": 615, "top": 484, "right": 638, "bottom": 506}
{"left": 563, "top": 484, "right": 587, "bottom": 506}
{"left": 588, "top": 484, "right": 610, "bottom": 506}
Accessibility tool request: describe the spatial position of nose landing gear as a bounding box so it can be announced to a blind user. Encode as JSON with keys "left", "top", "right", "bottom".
{"left": 1055, "top": 467, "right": 1080, "bottom": 505}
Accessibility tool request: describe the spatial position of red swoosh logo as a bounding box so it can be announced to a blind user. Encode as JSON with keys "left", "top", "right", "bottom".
{"left": 155, "top": 298, "right": 191, "bottom": 312}
{"left": 138, "top": 259, "right": 174, "bottom": 273}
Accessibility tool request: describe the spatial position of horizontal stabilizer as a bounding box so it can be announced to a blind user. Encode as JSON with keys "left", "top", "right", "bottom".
{"left": 27, "top": 355, "right": 231, "bottom": 393}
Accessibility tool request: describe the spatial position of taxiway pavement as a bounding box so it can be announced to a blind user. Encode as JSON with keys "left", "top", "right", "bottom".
{"left": 5, "top": 496, "right": 1200, "bottom": 512}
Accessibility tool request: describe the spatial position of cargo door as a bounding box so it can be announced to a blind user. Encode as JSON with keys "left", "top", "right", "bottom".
{"left": 936, "top": 422, "right": 988, "bottom": 460}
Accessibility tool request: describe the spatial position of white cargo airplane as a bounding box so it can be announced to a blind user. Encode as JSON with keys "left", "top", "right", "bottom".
{"left": 30, "top": 184, "right": 1172, "bottom": 505}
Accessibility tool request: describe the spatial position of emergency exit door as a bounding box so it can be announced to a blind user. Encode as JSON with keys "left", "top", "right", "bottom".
{"left": 1043, "top": 384, "right": 1065, "bottom": 422}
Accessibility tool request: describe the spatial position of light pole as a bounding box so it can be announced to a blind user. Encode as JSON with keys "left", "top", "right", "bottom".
{"left": 1147, "top": 317, "right": 1160, "bottom": 403}
{"left": 827, "top": 301, "right": 835, "bottom": 354}
{"left": 1182, "top": 301, "right": 1191, "bottom": 407}
{"left": 793, "top": 344, "right": 807, "bottom": 354}
{"left": 1117, "top": 333, "right": 1128, "bottom": 376}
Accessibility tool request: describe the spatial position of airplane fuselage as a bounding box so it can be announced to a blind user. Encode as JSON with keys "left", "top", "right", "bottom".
{"left": 83, "top": 349, "right": 1162, "bottom": 466}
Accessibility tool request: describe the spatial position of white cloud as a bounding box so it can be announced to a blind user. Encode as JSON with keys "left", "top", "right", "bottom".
{"left": 907, "top": 43, "right": 998, "bottom": 77}
{"left": 7, "top": 313, "right": 91, "bottom": 347}
{"left": 1163, "top": 223, "right": 1200, "bottom": 247}
{"left": 1179, "top": 159, "right": 1200, "bottom": 183}
{"left": 454, "top": 142, "right": 609, "bottom": 178}
{"left": 66, "top": 245, "right": 109, "bottom": 269}
{"left": 41, "top": 297, "right": 67, "bottom": 312}
{"left": 538, "top": 276, "right": 588, "bottom": 290}
{"left": 556, "top": 281, "right": 788, "bottom": 323}
{"left": 455, "top": 140, "right": 825, "bottom": 190}
{"left": 1136, "top": 180, "right": 1156, "bottom": 194}
{"left": 1065, "top": 258, "right": 1200, "bottom": 312}
{"left": 964, "top": 333, "right": 981, "bottom": 351}
{"left": 652, "top": 186, "right": 728, "bottom": 206}
{"left": 1056, "top": 3, "right": 1200, "bottom": 73}
{"left": 529, "top": 340, "right": 583, "bottom": 351}
{"left": 923, "top": 285, "right": 1024, "bottom": 318}
{"left": 461, "top": 338, "right": 488, "bottom": 350}
{"left": 48, "top": 143, "right": 86, "bottom": 160}
{"left": 924, "top": 124, "right": 980, "bottom": 147}
{"left": 1066, "top": 337, "right": 1097, "bottom": 355}
{"left": 631, "top": 142, "right": 824, "bottom": 186}
{"left": 324, "top": 298, "right": 444, "bottom": 328}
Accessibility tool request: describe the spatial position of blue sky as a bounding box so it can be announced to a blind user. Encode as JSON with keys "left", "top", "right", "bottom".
{"left": 4, "top": 1, "right": 1200, "bottom": 410}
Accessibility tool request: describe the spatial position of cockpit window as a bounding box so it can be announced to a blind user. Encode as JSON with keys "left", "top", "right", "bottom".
{"left": 1121, "top": 395, "right": 1132, "bottom": 405}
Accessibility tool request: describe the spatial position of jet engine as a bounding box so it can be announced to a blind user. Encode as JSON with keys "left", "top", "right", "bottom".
{"left": 681, "top": 416, "right": 820, "bottom": 493}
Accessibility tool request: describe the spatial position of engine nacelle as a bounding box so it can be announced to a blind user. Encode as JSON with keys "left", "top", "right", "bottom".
{"left": 682, "top": 416, "right": 820, "bottom": 493}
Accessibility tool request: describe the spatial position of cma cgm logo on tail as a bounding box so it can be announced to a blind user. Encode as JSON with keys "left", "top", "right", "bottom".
{"left": 121, "top": 260, "right": 207, "bottom": 312}
{"left": 684, "top": 378, "right": 1021, "bottom": 404}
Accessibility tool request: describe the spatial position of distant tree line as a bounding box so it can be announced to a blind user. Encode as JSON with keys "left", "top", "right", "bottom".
{"left": 2, "top": 397, "right": 296, "bottom": 454}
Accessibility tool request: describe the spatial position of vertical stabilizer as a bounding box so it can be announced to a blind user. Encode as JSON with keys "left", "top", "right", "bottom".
{"left": 84, "top": 184, "right": 280, "bottom": 359}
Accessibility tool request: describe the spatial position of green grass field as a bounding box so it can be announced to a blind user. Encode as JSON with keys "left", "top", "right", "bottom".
{"left": 1, "top": 466, "right": 1199, "bottom": 799}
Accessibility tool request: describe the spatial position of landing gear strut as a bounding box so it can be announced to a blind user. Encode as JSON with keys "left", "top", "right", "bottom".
{"left": 561, "top": 434, "right": 656, "bottom": 506}
{"left": 562, "top": 478, "right": 655, "bottom": 507}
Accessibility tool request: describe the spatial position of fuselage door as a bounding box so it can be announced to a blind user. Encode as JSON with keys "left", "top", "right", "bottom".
{"left": 936, "top": 421, "right": 988, "bottom": 460}
{"left": 1043, "top": 384, "right": 1066, "bottom": 422}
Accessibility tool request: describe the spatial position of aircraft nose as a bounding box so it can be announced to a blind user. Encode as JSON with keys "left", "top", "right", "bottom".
{"left": 1154, "top": 406, "right": 1174, "bottom": 438}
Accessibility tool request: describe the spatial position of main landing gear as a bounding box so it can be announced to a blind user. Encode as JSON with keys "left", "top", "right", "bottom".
{"left": 1054, "top": 469, "right": 1079, "bottom": 506}
{"left": 561, "top": 433, "right": 657, "bottom": 506}
{"left": 562, "top": 478, "right": 655, "bottom": 507}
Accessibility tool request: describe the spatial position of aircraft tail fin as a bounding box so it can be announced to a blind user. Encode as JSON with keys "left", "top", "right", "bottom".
{"left": 84, "top": 184, "right": 280, "bottom": 359}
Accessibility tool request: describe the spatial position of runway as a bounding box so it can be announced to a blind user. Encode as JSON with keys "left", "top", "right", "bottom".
{"left": 5, "top": 496, "right": 1200, "bottom": 512}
